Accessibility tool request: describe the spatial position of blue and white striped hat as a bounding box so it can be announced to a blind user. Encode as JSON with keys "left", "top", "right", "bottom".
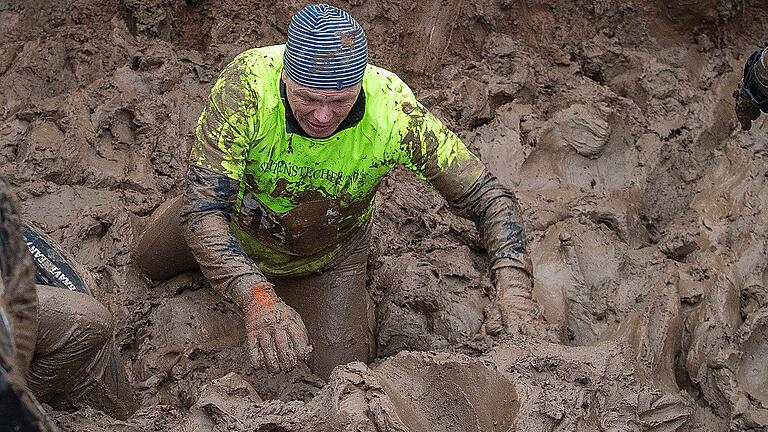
{"left": 284, "top": 4, "right": 368, "bottom": 90}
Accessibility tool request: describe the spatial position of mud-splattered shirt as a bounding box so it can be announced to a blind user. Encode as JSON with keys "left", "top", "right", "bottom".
{"left": 182, "top": 45, "right": 530, "bottom": 296}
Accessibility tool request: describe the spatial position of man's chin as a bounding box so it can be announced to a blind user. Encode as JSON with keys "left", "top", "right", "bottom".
{"left": 301, "top": 121, "right": 336, "bottom": 138}
{"left": 308, "top": 130, "right": 334, "bottom": 138}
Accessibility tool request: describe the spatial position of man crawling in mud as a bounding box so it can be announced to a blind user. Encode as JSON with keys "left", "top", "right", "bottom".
{"left": 734, "top": 45, "right": 768, "bottom": 130}
{"left": 135, "top": 4, "right": 539, "bottom": 379}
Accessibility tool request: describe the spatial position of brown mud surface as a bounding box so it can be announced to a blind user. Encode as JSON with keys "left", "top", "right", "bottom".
{"left": 2, "top": 0, "right": 768, "bottom": 430}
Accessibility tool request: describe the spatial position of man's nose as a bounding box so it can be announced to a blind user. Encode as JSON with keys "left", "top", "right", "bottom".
{"left": 314, "top": 105, "right": 333, "bottom": 124}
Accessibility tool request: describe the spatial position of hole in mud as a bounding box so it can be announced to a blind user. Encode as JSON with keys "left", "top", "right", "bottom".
{"left": 489, "top": 91, "right": 516, "bottom": 110}
{"left": 663, "top": 241, "right": 700, "bottom": 262}
{"left": 581, "top": 61, "right": 605, "bottom": 84}
{"left": 640, "top": 214, "right": 662, "bottom": 243}
{"left": 674, "top": 351, "right": 699, "bottom": 399}
{"left": 468, "top": 115, "right": 495, "bottom": 129}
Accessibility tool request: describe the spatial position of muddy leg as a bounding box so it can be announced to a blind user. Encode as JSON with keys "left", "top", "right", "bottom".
{"left": 0, "top": 178, "right": 57, "bottom": 430}
{"left": 26, "top": 285, "right": 136, "bottom": 420}
{"left": 274, "top": 241, "right": 375, "bottom": 380}
{"left": 133, "top": 195, "right": 198, "bottom": 280}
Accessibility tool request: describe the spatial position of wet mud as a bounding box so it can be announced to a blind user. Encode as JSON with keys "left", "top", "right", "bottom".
{"left": 2, "top": 0, "right": 768, "bottom": 430}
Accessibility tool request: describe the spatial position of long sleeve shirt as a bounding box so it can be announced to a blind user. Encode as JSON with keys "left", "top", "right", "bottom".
{"left": 180, "top": 45, "right": 532, "bottom": 300}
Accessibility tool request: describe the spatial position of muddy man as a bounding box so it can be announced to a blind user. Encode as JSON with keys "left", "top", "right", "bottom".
{"left": 134, "top": 4, "right": 540, "bottom": 380}
{"left": 734, "top": 46, "right": 768, "bottom": 130}
{"left": 0, "top": 178, "right": 135, "bottom": 427}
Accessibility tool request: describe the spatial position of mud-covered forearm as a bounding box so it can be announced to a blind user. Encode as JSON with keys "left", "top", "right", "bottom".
{"left": 397, "top": 100, "right": 532, "bottom": 274}
{"left": 445, "top": 171, "right": 532, "bottom": 275}
{"left": 0, "top": 180, "right": 38, "bottom": 375}
{"left": 180, "top": 165, "right": 266, "bottom": 306}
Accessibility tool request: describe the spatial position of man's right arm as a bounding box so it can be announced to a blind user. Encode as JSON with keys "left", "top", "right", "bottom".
{"left": 180, "top": 151, "right": 311, "bottom": 375}
{"left": 180, "top": 56, "right": 311, "bottom": 373}
{"left": 180, "top": 166, "right": 266, "bottom": 304}
{"left": 179, "top": 57, "right": 265, "bottom": 305}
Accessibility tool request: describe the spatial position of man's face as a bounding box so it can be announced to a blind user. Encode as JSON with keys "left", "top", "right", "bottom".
{"left": 283, "top": 71, "right": 361, "bottom": 138}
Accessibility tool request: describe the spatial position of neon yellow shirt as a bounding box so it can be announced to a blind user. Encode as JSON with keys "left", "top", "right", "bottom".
{"left": 191, "top": 45, "right": 484, "bottom": 275}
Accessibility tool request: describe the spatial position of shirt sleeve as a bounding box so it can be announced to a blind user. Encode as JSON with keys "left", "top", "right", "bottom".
{"left": 392, "top": 87, "right": 532, "bottom": 275}
{"left": 180, "top": 166, "right": 266, "bottom": 304}
{"left": 190, "top": 55, "right": 260, "bottom": 180}
{"left": 181, "top": 56, "right": 266, "bottom": 306}
{"left": 755, "top": 48, "right": 768, "bottom": 101}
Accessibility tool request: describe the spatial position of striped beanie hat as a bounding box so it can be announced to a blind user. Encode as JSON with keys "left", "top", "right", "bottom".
{"left": 284, "top": 4, "right": 368, "bottom": 90}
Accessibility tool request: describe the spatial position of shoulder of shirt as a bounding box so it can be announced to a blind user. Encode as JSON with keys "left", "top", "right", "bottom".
{"left": 362, "top": 64, "right": 415, "bottom": 99}
{"left": 218, "top": 46, "right": 285, "bottom": 107}
{"left": 361, "top": 63, "right": 417, "bottom": 133}
{"left": 228, "top": 45, "right": 285, "bottom": 73}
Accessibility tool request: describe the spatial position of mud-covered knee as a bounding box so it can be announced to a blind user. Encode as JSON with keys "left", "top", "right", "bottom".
{"left": 76, "top": 297, "right": 116, "bottom": 346}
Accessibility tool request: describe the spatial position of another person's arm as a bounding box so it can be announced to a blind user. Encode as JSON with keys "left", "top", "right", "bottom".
{"left": 181, "top": 58, "right": 309, "bottom": 373}
{"left": 0, "top": 179, "right": 57, "bottom": 432}
{"left": 0, "top": 178, "right": 38, "bottom": 376}
{"left": 734, "top": 47, "right": 768, "bottom": 131}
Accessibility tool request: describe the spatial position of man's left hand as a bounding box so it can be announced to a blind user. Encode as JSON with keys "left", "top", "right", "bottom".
{"left": 484, "top": 267, "right": 543, "bottom": 335}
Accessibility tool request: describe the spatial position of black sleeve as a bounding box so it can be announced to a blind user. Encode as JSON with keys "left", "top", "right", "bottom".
{"left": 446, "top": 171, "right": 532, "bottom": 275}
{"left": 179, "top": 165, "right": 266, "bottom": 306}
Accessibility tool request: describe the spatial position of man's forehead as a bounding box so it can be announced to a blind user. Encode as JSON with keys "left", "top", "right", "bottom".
{"left": 287, "top": 77, "right": 360, "bottom": 98}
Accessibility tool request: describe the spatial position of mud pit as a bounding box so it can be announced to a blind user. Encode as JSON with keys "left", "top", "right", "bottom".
{"left": 2, "top": 0, "right": 768, "bottom": 430}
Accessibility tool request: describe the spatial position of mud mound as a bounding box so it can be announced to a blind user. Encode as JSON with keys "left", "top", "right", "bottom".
{"left": 373, "top": 352, "right": 518, "bottom": 431}
{"left": 2, "top": 0, "right": 768, "bottom": 430}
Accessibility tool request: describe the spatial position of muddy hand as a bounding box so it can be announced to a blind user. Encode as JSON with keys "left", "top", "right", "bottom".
{"left": 733, "top": 83, "right": 762, "bottom": 131}
{"left": 485, "top": 267, "right": 543, "bottom": 335}
{"left": 243, "top": 282, "right": 312, "bottom": 374}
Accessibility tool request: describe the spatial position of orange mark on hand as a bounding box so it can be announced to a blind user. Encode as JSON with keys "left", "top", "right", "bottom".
{"left": 251, "top": 287, "right": 275, "bottom": 310}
